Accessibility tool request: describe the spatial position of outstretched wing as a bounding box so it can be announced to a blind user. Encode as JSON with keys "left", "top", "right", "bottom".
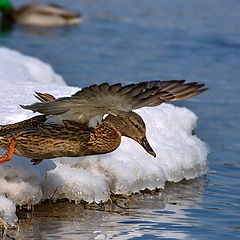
{"left": 21, "top": 80, "right": 207, "bottom": 126}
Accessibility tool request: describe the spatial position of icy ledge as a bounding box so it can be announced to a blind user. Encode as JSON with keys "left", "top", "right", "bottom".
{"left": 0, "top": 48, "right": 208, "bottom": 226}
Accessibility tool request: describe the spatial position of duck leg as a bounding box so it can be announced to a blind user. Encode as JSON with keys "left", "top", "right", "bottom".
{"left": 0, "top": 138, "right": 17, "bottom": 164}
{"left": 31, "top": 159, "right": 44, "bottom": 165}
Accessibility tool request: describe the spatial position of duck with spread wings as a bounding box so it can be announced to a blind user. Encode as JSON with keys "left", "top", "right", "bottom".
{"left": 0, "top": 80, "right": 208, "bottom": 165}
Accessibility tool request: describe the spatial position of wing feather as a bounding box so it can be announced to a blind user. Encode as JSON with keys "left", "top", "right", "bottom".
{"left": 21, "top": 80, "right": 208, "bottom": 126}
{"left": 109, "top": 83, "right": 122, "bottom": 93}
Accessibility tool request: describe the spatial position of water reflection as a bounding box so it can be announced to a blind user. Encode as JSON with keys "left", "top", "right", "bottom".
{"left": 6, "top": 177, "right": 207, "bottom": 239}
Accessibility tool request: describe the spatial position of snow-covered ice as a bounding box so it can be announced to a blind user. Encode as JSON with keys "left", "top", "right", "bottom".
{"left": 0, "top": 47, "right": 208, "bottom": 226}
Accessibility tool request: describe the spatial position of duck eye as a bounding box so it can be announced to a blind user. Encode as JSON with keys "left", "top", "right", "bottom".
{"left": 134, "top": 124, "right": 139, "bottom": 129}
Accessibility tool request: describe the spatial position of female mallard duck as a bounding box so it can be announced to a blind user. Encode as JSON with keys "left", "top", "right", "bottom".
{"left": 0, "top": 0, "right": 81, "bottom": 27}
{"left": 0, "top": 80, "right": 208, "bottom": 165}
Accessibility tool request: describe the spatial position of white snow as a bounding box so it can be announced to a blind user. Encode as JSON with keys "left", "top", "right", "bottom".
{"left": 0, "top": 47, "right": 208, "bottom": 226}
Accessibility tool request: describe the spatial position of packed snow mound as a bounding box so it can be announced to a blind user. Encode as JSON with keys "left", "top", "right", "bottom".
{"left": 0, "top": 48, "right": 208, "bottom": 225}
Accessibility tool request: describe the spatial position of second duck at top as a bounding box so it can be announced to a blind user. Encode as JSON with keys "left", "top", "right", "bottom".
{"left": 0, "top": 0, "right": 81, "bottom": 27}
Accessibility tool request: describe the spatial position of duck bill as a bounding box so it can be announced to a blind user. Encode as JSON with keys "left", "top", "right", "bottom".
{"left": 139, "top": 137, "right": 156, "bottom": 157}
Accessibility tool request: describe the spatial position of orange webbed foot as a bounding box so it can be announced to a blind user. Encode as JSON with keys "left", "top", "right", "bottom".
{"left": 31, "top": 159, "right": 43, "bottom": 165}
{"left": 0, "top": 138, "right": 17, "bottom": 164}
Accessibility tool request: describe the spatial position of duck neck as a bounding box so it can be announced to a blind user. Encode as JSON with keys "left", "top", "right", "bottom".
{"left": 104, "top": 114, "right": 128, "bottom": 137}
{"left": 89, "top": 120, "right": 121, "bottom": 154}
{"left": 0, "top": 0, "right": 14, "bottom": 15}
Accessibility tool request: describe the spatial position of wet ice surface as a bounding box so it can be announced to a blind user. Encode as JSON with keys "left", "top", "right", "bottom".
{"left": 0, "top": 48, "right": 208, "bottom": 227}
{"left": 0, "top": 0, "right": 240, "bottom": 239}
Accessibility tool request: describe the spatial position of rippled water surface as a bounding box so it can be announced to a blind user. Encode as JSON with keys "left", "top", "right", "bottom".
{"left": 1, "top": 0, "right": 240, "bottom": 239}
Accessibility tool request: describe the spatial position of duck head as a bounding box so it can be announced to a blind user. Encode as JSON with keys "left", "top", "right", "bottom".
{"left": 0, "top": 0, "right": 14, "bottom": 14}
{"left": 0, "top": 0, "right": 14, "bottom": 29}
{"left": 105, "top": 111, "right": 156, "bottom": 157}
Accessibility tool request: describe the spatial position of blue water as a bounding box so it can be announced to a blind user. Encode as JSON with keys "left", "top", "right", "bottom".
{"left": 1, "top": 0, "right": 240, "bottom": 239}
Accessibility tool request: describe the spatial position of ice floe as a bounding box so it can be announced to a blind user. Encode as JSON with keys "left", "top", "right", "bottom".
{"left": 0, "top": 47, "right": 208, "bottom": 226}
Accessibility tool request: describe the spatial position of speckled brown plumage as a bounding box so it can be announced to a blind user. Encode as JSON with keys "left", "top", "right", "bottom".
{"left": 0, "top": 115, "right": 122, "bottom": 162}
